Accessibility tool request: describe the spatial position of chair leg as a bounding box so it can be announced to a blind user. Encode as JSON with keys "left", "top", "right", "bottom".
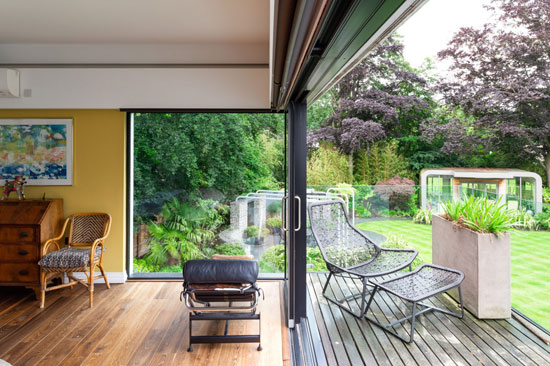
{"left": 98, "top": 263, "right": 110, "bottom": 289}
{"left": 40, "top": 271, "right": 46, "bottom": 308}
{"left": 89, "top": 265, "right": 95, "bottom": 308}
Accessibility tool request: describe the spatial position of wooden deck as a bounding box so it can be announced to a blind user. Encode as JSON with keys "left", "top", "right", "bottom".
{"left": 0, "top": 281, "right": 288, "bottom": 366}
{"left": 307, "top": 272, "right": 550, "bottom": 366}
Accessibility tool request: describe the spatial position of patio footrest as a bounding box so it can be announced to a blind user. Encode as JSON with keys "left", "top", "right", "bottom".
{"left": 365, "top": 264, "right": 465, "bottom": 343}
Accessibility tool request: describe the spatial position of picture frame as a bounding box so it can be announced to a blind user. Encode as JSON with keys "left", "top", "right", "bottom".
{"left": 0, "top": 118, "right": 73, "bottom": 186}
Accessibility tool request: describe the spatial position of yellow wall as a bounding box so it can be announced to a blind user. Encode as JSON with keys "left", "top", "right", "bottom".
{"left": 0, "top": 110, "right": 126, "bottom": 272}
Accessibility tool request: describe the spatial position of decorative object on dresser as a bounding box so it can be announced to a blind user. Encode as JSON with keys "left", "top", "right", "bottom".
{"left": 38, "top": 213, "right": 111, "bottom": 308}
{"left": 2, "top": 176, "right": 27, "bottom": 200}
{"left": 0, "top": 200, "right": 63, "bottom": 299}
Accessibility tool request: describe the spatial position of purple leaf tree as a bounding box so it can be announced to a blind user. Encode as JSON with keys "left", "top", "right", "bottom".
{"left": 432, "top": 0, "right": 550, "bottom": 186}
{"left": 308, "top": 36, "right": 433, "bottom": 180}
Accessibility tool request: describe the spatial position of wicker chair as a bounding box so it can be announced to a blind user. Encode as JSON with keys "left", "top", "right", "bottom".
{"left": 38, "top": 213, "right": 111, "bottom": 308}
{"left": 308, "top": 201, "right": 417, "bottom": 318}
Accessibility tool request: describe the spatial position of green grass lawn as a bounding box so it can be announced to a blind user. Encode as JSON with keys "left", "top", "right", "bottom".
{"left": 357, "top": 219, "right": 550, "bottom": 331}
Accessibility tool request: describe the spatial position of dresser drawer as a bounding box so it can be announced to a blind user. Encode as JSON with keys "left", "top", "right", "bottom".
{"left": 0, "top": 226, "right": 36, "bottom": 243}
{"left": 0, "top": 244, "right": 39, "bottom": 262}
{"left": 0, "top": 263, "right": 39, "bottom": 283}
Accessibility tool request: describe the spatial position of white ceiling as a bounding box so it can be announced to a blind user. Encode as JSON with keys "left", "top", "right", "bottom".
{"left": 0, "top": 0, "right": 269, "bottom": 44}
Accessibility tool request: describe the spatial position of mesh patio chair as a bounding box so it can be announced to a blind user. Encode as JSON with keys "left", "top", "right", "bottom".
{"left": 38, "top": 213, "right": 111, "bottom": 308}
{"left": 308, "top": 201, "right": 417, "bottom": 318}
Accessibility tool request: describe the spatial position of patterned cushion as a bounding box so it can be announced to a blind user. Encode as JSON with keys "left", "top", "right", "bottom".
{"left": 38, "top": 247, "right": 103, "bottom": 268}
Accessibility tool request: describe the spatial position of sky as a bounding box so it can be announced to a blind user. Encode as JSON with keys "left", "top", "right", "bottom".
{"left": 397, "top": 0, "right": 493, "bottom": 74}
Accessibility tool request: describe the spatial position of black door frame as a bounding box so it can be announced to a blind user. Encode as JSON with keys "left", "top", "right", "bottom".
{"left": 286, "top": 101, "right": 308, "bottom": 327}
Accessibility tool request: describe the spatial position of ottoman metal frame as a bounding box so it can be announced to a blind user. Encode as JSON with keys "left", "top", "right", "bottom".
{"left": 365, "top": 264, "right": 465, "bottom": 343}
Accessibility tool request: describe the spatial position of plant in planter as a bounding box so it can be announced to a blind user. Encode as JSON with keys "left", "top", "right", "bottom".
{"left": 266, "top": 217, "right": 282, "bottom": 235}
{"left": 432, "top": 196, "right": 514, "bottom": 319}
{"left": 244, "top": 225, "right": 270, "bottom": 245}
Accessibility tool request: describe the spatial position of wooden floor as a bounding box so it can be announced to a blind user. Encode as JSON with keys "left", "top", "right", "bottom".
{"left": 0, "top": 281, "right": 288, "bottom": 366}
{"left": 308, "top": 272, "right": 550, "bottom": 366}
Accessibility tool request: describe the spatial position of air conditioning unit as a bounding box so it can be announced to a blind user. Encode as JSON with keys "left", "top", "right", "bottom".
{"left": 0, "top": 69, "right": 20, "bottom": 98}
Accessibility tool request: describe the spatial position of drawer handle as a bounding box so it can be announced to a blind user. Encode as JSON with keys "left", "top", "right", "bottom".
{"left": 19, "top": 232, "right": 29, "bottom": 238}
{"left": 18, "top": 249, "right": 29, "bottom": 255}
{"left": 19, "top": 270, "right": 29, "bottom": 275}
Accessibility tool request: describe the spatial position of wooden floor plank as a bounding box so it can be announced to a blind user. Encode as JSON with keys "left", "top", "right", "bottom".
{"left": 306, "top": 274, "right": 340, "bottom": 365}
{"left": 0, "top": 280, "right": 285, "bottom": 366}
{"left": 308, "top": 273, "right": 352, "bottom": 366}
{"left": 307, "top": 273, "right": 550, "bottom": 366}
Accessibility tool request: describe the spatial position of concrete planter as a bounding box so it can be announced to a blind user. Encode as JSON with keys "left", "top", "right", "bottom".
{"left": 432, "top": 214, "right": 511, "bottom": 319}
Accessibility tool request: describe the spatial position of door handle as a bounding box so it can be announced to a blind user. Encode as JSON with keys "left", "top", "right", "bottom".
{"left": 281, "top": 196, "right": 288, "bottom": 232}
{"left": 294, "top": 196, "right": 301, "bottom": 232}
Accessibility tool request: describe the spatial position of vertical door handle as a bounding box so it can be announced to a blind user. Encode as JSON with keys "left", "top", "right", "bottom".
{"left": 281, "top": 196, "right": 288, "bottom": 232}
{"left": 294, "top": 196, "right": 301, "bottom": 231}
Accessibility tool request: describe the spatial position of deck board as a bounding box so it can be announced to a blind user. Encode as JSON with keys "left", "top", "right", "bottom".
{"left": 308, "top": 273, "right": 550, "bottom": 366}
{"left": 0, "top": 281, "right": 286, "bottom": 366}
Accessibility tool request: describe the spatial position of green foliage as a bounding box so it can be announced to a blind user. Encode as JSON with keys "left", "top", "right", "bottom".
{"left": 244, "top": 225, "right": 270, "bottom": 238}
{"left": 413, "top": 208, "right": 432, "bottom": 225}
{"left": 306, "top": 247, "right": 328, "bottom": 272}
{"left": 259, "top": 244, "right": 286, "bottom": 272}
{"left": 543, "top": 188, "right": 550, "bottom": 204}
{"left": 383, "top": 234, "right": 423, "bottom": 269}
{"left": 510, "top": 209, "right": 539, "bottom": 231}
{"left": 266, "top": 217, "right": 282, "bottom": 229}
{"left": 146, "top": 197, "right": 225, "bottom": 266}
{"left": 134, "top": 113, "right": 283, "bottom": 216}
{"left": 442, "top": 196, "right": 514, "bottom": 235}
{"left": 214, "top": 243, "right": 246, "bottom": 256}
{"left": 354, "top": 141, "right": 415, "bottom": 185}
{"left": 535, "top": 211, "right": 550, "bottom": 230}
{"left": 307, "top": 142, "right": 352, "bottom": 185}
{"left": 133, "top": 258, "right": 182, "bottom": 273}
{"left": 267, "top": 201, "right": 282, "bottom": 217}
{"left": 258, "top": 244, "right": 328, "bottom": 272}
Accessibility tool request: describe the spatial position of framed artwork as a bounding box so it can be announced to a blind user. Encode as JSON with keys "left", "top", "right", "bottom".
{"left": 0, "top": 119, "right": 73, "bottom": 185}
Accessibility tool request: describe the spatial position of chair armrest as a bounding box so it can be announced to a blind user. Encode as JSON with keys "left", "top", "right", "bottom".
{"left": 42, "top": 239, "right": 61, "bottom": 256}
{"left": 41, "top": 217, "right": 70, "bottom": 256}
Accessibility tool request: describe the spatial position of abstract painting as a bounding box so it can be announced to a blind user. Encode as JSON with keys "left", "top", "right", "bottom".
{"left": 0, "top": 119, "right": 73, "bottom": 185}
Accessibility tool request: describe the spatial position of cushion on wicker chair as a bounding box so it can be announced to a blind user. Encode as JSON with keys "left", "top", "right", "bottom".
{"left": 38, "top": 247, "right": 103, "bottom": 268}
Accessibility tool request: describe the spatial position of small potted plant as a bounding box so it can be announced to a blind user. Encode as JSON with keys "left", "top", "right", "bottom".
{"left": 266, "top": 217, "right": 282, "bottom": 235}
{"left": 432, "top": 196, "right": 513, "bottom": 319}
{"left": 244, "top": 225, "right": 270, "bottom": 245}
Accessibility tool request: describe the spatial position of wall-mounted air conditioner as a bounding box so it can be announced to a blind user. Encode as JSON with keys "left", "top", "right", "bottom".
{"left": 0, "top": 69, "right": 20, "bottom": 97}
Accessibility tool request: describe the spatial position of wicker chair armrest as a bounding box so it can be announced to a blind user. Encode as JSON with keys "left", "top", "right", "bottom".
{"left": 42, "top": 239, "right": 61, "bottom": 256}
{"left": 379, "top": 247, "right": 418, "bottom": 254}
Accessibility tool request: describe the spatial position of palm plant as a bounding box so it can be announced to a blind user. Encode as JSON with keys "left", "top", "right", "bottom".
{"left": 146, "top": 198, "right": 218, "bottom": 266}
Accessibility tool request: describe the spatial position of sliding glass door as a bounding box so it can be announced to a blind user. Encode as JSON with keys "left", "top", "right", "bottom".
{"left": 128, "top": 112, "right": 286, "bottom": 278}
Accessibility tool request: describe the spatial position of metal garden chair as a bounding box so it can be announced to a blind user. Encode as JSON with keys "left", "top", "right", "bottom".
{"left": 308, "top": 200, "right": 417, "bottom": 318}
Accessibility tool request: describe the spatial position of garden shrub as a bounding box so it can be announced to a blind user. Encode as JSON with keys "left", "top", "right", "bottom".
{"left": 259, "top": 244, "right": 328, "bottom": 272}
{"left": 535, "top": 211, "right": 550, "bottom": 230}
{"left": 510, "top": 209, "right": 540, "bottom": 231}
{"left": 259, "top": 244, "right": 285, "bottom": 272}
{"left": 354, "top": 141, "right": 415, "bottom": 185}
{"left": 266, "top": 217, "right": 282, "bottom": 229}
{"left": 244, "top": 225, "right": 270, "bottom": 238}
{"left": 307, "top": 142, "right": 352, "bottom": 185}
{"left": 383, "top": 235, "right": 423, "bottom": 269}
{"left": 267, "top": 200, "right": 282, "bottom": 217}
{"left": 371, "top": 176, "right": 416, "bottom": 215}
{"left": 543, "top": 187, "right": 550, "bottom": 204}
{"left": 214, "top": 243, "right": 246, "bottom": 256}
{"left": 413, "top": 208, "right": 432, "bottom": 224}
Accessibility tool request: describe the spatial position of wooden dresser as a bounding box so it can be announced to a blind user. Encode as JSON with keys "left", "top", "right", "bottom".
{"left": 0, "top": 200, "right": 63, "bottom": 297}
